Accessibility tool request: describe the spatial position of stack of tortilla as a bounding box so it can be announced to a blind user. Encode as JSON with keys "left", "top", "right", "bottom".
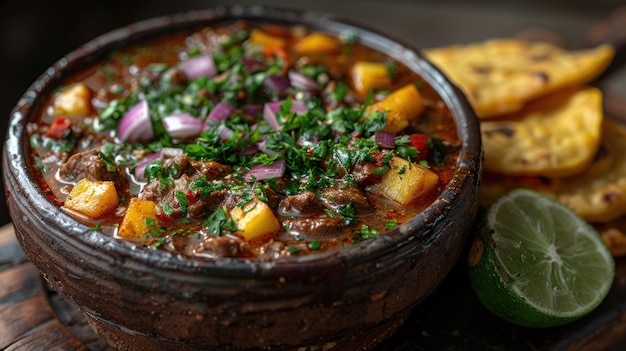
{"left": 425, "top": 39, "right": 626, "bottom": 256}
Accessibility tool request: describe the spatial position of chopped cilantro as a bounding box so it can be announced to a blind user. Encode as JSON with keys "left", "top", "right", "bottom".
{"left": 203, "top": 206, "right": 238, "bottom": 237}
{"left": 176, "top": 191, "right": 189, "bottom": 214}
{"left": 308, "top": 241, "right": 322, "bottom": 250}
{"left": 353, "top": 224, "right": 380, "bottom": 242}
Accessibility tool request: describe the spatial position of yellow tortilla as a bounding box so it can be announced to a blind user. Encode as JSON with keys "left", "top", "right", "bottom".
{"left": 425, "top": 39, "right": 614, "bottom": 118}
{"left": 480, "top": 117, "right": 626, "bottom": 223}
{"left": 481, "top": 86, "right": 603, "bottom": 178}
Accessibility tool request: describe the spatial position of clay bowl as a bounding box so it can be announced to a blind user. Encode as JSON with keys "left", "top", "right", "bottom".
{"left": 3, "top": 5, "right": 481, "bottom": 351}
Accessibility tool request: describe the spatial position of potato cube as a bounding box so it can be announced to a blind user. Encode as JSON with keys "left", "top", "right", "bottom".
{"left": 366, "top": 83, "right": 425, "bottom": 133}
{"left": 295, "top": 33, "right": 341, "bottom": 54}
{"left": 230, "top": 199, "right": 281, "bottom": 241}
{"left": 376, "top": 156, "right": 439, "bottom": 205}
{"left": 118, "top": 198, "right": 160, "bottom": 239}
{"left": 249, "top": 29, "right": 286, "bottom": 48}
{"left": 64, "top": 178, "right": 118, "bottom": 219}
{"left": 351, "top": 61, "right": 392, "bottom": 95}
{"left": 51, "top": 83, "right": 93, "bottom": 116}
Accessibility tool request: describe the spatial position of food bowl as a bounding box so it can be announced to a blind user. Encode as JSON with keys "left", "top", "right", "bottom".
{"left": 3, "top": 5, "right": 481, "bottom": 351}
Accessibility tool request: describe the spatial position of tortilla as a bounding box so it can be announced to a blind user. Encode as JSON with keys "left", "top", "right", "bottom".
{"left": 425, "top": 39, "right": 614, "bottom": 119}
{"left": 594, "top": 218, "right": 626, "bottom": 257}
{"left": 480, "top": 117, "right": 626, "bottom": 223}
{"left": 481, "top": 86, "right": 603, "bottom": 178}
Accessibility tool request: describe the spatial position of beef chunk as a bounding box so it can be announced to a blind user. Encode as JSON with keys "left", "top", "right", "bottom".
{"left": 285, "top": 215, "right": 345, "bottom": 240}
{"left": 196, "top": 236, "right": 242, "bottom": 258}
{"left": 140, "top": 174, "right": 193, "bottom": 218}
{"left": 350, "top": 161, "right": 382, "bottom": 185}
{"left": 161, "top": 66, "right": 188, "bottom": 87}
{"left": 59, "top": 148, "right": 128, "bottom": 191}
{"left": 320, "top": 185, "right": 374, "bottom": 216}
{"left": 139, "top": 156, "right": 239, "bottom": 219}
{"left": 167, "top": 154, "right": 231, "bottom": 181}
{"left": 277, "top": 191, "right": 325, "bottom": 217}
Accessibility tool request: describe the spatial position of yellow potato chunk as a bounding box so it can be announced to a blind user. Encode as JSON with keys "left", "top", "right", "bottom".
{"left": 295, "top": 33, "right": 341, "bottom": 54}
{"left": 64, "top": 178, "right": 118, "bottom": 219}
{"left": 351, "top": 61, "right": 392, "bottom": 95}
{"left": 230, "top": 199, "right": 281, "bottom": 241}
{"left": 249, "top": 29, "right": 286, "bottom": 48}
{"left": 366, "top": 83, "right": 425, "bottom": 133}
{"left": 51, "top": 82, "right": 93, "bottom": 116}
{"left": 118, "top": 198, "right": 160, "bottom": 239}
{"left": 376, "top": 156, "right": 439, "bottom": 205}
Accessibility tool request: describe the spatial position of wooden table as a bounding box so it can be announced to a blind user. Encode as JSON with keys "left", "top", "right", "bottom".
{"left": 2, "top": 223, "right": 626, "bottom": 350}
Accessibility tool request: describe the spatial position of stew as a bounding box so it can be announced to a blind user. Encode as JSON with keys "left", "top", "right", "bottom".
{"left": 28, "top": 20, "right": 460, "bottom": 260}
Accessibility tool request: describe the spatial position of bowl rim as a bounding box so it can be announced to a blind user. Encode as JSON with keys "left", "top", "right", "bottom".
{"left": 3, "top": 4, "right": 481, "bottom": 276}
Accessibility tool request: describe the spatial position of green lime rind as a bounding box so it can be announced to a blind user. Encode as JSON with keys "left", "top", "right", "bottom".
{"left": 468, "top": 188, "right": 615, "bottom": 328}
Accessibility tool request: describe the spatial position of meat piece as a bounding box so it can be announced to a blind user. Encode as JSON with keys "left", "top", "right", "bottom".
{"left": 349, "top": 151, "right": 389, "bottom": 186}
{"left": 350, "top": 161, "right": 382, "bottom": 186}
{"left": 140, "top": 174, "right": 193, "bottom": 218}
{"left": 140, "top": 155, "right": 241, "bottom": 219}
{"left": 59, "top": 148, "right": 128, "bottom": 191}
{"left": 319, "top": 185, "right": 374, "bottom": 216}
{"left": 188, "top": 189, "right": 237, "bottom": 218}
{"left": 197, "top": 236, "right": 242, "bottom": 258}
{"left": 285, "top": 215, "right": 345, "bottom": 240}
{"left": 191, "top": 159, "right": 232, "bottom": 180}
{"left": 161, "top": 66, "right": 188, "bottom": 87}
{"left": 277, "top": 191, "right": 325, "bottom": 217}
{"left": 165, "top": 154, "right": 231, "bottom": 181}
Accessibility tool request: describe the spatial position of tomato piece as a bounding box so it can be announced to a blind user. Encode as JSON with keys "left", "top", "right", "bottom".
{"left": 186, "top": 190, "right": 198, "bottom": 204}
{"left": 409, "top": 134, "right": 430, "bottom": 160}
{"left": 156, "top": 211, "right": 174, "bottom": 223}
{"left": 46, "top": 117, "right": 72, "bottom": 139}
{"left": 262, "top": 45, "right": 291, "bottom": 74}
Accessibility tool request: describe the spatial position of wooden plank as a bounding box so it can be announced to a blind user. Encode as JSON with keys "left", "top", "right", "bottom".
{"left": 0, "top": 224, "right": 27, "bottom": 269}
{"left": 0, "top": 262, "right": 43, "bottom": 305}
{"left": 0, "top": 295, "right": 55, "bottom": 349}
{"left": 0, "top": 258, "right": 55, "bottom": 349}
{"left": 3, "top": 319, "right": 89, "bottom": 351}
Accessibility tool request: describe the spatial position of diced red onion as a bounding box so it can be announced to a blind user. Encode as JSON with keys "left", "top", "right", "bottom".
{"left": 133, "top": 147, "right": 183, "bottom": 181}
{"left": 242, "top": 104, "right": 263, "bottom": 117}
{"left": 243, "top": 58, "right": 267, "bottom": 73}
{"left": 297, "top": 134, "right": 321, "bottom": 147}
{"left": 161, "top": 147, "right": 184, "bottom": 159}
{"left": 375, "top": 131, "right": 396, "bottom": 149}
{"left": 257, "top": 140, "right": 279, "bottom": 157}
{"left": 182, "top": 54, "right": 216, "bottom": 79}
{"left": 117, "top": 100, "right": 153, "bottom": 142}
{"left": 263, "top": 74, "right": 291, "bottom": 94}
{"left": 288, "top": 71, "right": 320, "bottom": 91}
{"left": 207, "top": 101, "right": 236, "bottom": 124}
{"left": 239, "top": 143, "right": 259, "bottom": 156}
{"left": 244, "top": 159, "right": 286, "bottom": 182}
{"left": 162, "top": 113, "right": 204, "bottom": 139}
{"left": 133, "top": 152, "right": 161, "bottom": 181}
{"left": 263, "top": 100, "right": 308, "bottom": 130}
{"left": 217, "top": 124, "right": 234, "bottom": 140}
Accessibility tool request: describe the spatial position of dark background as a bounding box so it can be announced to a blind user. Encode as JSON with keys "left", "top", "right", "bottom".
{"left": 1, "top": 0, "right": 624, "bottom": 227}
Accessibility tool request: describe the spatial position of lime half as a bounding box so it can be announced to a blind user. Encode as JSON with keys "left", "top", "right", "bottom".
{"left": 468, "top": 188, "right": 615, "bottom": 328}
